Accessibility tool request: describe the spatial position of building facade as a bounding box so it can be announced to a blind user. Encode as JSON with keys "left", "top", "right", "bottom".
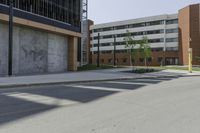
{"left": 81, "top": 19, "right": 94, "bottom": 65}
{"left": 0, "top": 0, "right": 82, "bottom": 76}
{"left": 179, "top": 4, "right": 200, "bottom": 66}
{"left": 90, "top": 4, "right": 200, "bottom": 66}
{"left": 90, "top": 14, "right": 179, "bottom": 66}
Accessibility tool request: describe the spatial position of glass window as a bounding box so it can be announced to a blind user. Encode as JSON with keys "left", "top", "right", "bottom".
{"left": 147, "top": 29, "right": 164, "bottom": 34}
{"left": 149, "top": 38, "right": 164, "bottom": 43}
{"left": 152, "top": 48, "right": 163, "bottom": 52}
{"left": 166, "top": 19, "right": 178, "bottom": 25}
{"left": 0, "top": 0, "right": 81, "bottom": 27}
{"left": 128, "top": 23, "right": 145, "bottom": 28}
{"left": 146, "top": 20, "right": 164, "bottom": 26}
{"left": 115, "top": 25, "right": 128, "bottom": 30}
{"left": 166, "top": 47, "right": 178, "bottom": 51}
{"left": 166, "top": 29, "right": 178, "bottom": 33}
{"left": 102, "top": 27, "right": 113, "bottom": 31}
{"left": 166, "top": 38, "right": 178, "bottom": 42}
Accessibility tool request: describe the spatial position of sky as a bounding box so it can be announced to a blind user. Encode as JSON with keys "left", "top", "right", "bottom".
{"left": 88, "top": 0, "right": 200, "bottom": 24}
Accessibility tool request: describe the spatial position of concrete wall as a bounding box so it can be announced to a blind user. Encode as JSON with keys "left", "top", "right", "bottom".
{"left": 0, "top": 22, "right": 8, "bottom": 76}
{"left": 48, "top": 34, "right": 68, "bottom": 73}
{"left": 0, "top": 21, "right": 68, "bottom": 76}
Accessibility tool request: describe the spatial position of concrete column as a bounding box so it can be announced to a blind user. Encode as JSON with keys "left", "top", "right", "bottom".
{"left": 68, "top": 36, "right": 78, "bottom": 71}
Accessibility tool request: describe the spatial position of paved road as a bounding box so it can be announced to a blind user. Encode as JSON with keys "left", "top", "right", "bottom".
{"left": 0, "top": 76, "right": 200, "bottom": 133}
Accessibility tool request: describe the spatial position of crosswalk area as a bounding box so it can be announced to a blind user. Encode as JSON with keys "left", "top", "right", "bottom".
{"left": 1, "top": 78, "right": 173, "bottom": 107}
{"left": 0, "top": 77, "right": 174, "bottom": 124}
{"left": 68, "top": 77, "right": 172, "bottom": 93}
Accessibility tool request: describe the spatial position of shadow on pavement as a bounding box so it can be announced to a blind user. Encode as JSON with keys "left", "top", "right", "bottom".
{"left": 0, "top": 76, "right": 181, "bottom": 126}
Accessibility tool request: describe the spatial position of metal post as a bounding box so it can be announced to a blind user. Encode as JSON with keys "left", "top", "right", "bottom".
{"left": 188, "top": 38, "right": 192, "bottom": 73}
{"left": 8, "top": 0, "right": 13, "bottom": 76}
{"left": 113, "top": 35, "right": 116, "bottom": 67}
{"left": 97, "top": 33, "right": 100, "bottom": 67}
{"left": 188, "top": 48, "right": 193, "bottom": 73}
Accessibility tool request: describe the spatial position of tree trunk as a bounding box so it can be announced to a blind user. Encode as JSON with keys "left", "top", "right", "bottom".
{"left": 129, "top": 49, "right": 133, "bottom": 69}
{"left": 145, "top": 58, "right": 147, "bottom": 68}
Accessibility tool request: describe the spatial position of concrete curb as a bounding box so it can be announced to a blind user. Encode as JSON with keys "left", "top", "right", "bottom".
{"left": 0, "top": 74, "right": 199, "bottom": 89}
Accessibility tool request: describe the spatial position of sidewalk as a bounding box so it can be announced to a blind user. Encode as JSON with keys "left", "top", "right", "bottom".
{"left": 0, "top": 68, "right": 199, "bottom": 88}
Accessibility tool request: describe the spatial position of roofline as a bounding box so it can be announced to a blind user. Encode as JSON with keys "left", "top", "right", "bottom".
{"left": 91, "top": 13, "right": 178, "bottom": 30}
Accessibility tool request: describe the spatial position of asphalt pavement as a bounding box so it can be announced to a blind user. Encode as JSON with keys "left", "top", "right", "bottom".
{"left": 0, "top": 76, "right": 200, "bottom": 133}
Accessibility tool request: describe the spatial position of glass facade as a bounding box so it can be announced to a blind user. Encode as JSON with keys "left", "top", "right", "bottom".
{"left": 0, "top": 0, "right": 81, "bottom": 27}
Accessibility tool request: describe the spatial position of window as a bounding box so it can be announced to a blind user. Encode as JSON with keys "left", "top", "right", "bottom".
{"left": 94, "top": 27, "right": 113, "bottom": 32}
{"left": 166, "top": 19, "right": 178, "bottom": 25}
{"left": 94, "top": 29, "right": 102, "bottom": 32}
{"left": 101, "top": 59, "right": 104, "bottom": 63}
{"left": 132, "top": 32, "right": 144, "bottom": 36}
{"left": 128, "top": 23, "right": 145, "bottom": 28}
{"left": 102, "top": 27, "right": 113, "bottom": 32}
{"left": 115, "top": 42, "right": 125, "bottom": 46}
{"left": 146, "top": 20, "right": 164, "bottom": 26}
{"left": 166, "top": 38, "right": 178, "bottom": 42}
{"left": 166, "top": 29, "right": 178, "bottom": 34}
{"left": 152, "top": 48, "right": 163, "bottom": 52}
{"left": 115, "top": 25, "right": 128, "bottom": 30}
{"left": 166, "top": 47, "right": 178, "bottom": 51}
{"left": 116, "top": 50, "right": 127, "bottom": 53}
{"left": 101, "top": 51, "right": 112, "bottom": 54}
{"left": 101, "top": 43, "right": 111, "bottom": 47}
{"left": 117, "top": 34, "right": 126, "bottom": 38}
{"left": 147, "top": 29, "right": 164, "bottom": 35}
{"left": 165, "top": 58, "right": 179, "bottom": 65}
{"left": 93, "top": 36, "right": 99, "bottom": 40}
{"left": 93, "top": 44, "right": 99, "bottom": 47}
{"left": 102, "top": 35, "right": 114, "bottom": 39}
{"left": 149, "top": 38, "right": 164, "bottom": 43}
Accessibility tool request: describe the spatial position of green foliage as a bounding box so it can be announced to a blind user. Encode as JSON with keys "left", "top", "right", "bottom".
{"left": 78, "top": 64, "right": 113, "bottom": 71}
{"left": 138, "top": 36, "right": 152, "bottom": 66}
{"left": 197, "top": 56, "right": 200, "bottom": 62}
{"left": 132, "top": 68, "right": 157, "bottom": 73}
{"left": 124, "top": 30, "right": 138, "bottom": 63}
{"left": 124, "top": 31, "right": 152, "bottom": 67}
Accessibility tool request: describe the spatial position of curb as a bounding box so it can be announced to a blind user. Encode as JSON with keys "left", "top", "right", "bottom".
{"left": 0, "top": 74, "right": 199, "bottom": 89}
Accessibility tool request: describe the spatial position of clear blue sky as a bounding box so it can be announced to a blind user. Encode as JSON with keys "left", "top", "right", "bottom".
{"left": 88, "top": 0, "right": 199, "bottom": 24}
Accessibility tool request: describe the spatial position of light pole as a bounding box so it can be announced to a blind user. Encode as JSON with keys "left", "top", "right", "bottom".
{"left": 8, "top": 0, "right": 13, "bottom": 76}
{"left": 97, "top": 33, "right": 100, "bottom": 67}
{"left": 113, "top": 35, "right": 116, "bottom": 67}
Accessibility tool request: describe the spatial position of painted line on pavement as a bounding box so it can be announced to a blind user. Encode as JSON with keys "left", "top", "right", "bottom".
{"left": 107, "top": 81, "right": 152, "bottom": 85}
{"left": 3, "top": 92, "right": 79, "bottom": 106}
{"left": 134, "top": 79, "right": 164, "bottom": 82}
{"left": 69, "top": 85, "right": 128, "bottom": 92}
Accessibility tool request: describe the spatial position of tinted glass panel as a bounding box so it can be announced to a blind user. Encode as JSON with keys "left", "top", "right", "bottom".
{"left": 0, "top": 0, "right": 81, "bottom": 27}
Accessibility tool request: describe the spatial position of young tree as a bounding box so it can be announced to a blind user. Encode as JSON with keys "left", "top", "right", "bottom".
{"left": 124, "top": 30, "right": 138, "bottom": 67}
{"left": 139, "top": 36, "right": 152, "bottom": 67}
{"left": 196, "top": 56, "right": 200, "bottom": 63}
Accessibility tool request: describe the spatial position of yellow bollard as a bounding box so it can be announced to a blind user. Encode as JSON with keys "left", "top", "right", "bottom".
{"left": 188, "top": 48, "right": 192, "bottom": 73}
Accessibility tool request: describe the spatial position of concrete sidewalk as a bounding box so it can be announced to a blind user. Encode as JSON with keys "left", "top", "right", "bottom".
{"left": 0, "top": 68, "right": 199, "bottom": 88}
